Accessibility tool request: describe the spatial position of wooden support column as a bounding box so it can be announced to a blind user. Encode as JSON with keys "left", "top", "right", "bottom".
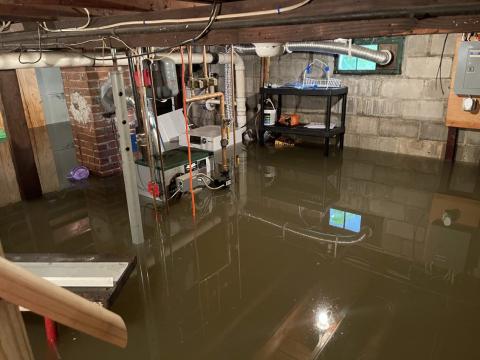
{"left": 17, "top": 69, "right": 60, "bottom": 194}
{"left": 0, "top": 70, "right": 42, "bottom": 200}
{"left": 444, "top": 127, "right": 458, "bottom": 162}
{"left": 0, "top": 244, "right": 34, "bottom": 360}
{"left": 0, "top": 106, "right": 21, "bottom": 207}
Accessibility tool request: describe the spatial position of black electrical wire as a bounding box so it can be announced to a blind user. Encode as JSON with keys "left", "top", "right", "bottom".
{"left": 65, "top": 1, "right": 220, "bottom": 62}
{"left": 435, "top": 33, "right": 449, "bottom": 95}
{"left": 18, "top": 26, "right": 43, "bottom": 64}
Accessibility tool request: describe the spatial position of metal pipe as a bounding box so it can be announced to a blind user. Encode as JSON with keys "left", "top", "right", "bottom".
{"left": 202, "top": 45, "right": 209, "bottom": 79}
{"left": 148, "top": 61, "right": 169, "bottom": 209}
{"left": 186, "top": 92, "right": 228, "bottom": 173}
{"left": 187, "top": 45, "right": 193, "bottom": 80}
{"left": 230, "top": 45, "right": 237, "bottom": 167}
{"left": 137, "top": 57, "right": 158, "bottom": 211}
{"left": 285, "top": 41, "right": 392, "bottom": 65}
{"left": 127, "top": 52, "right": 144, "bottom": 133}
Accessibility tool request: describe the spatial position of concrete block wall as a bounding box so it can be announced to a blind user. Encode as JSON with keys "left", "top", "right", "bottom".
{"left": 61, "top": 67, "right": 131, "bottom": 177}
{"left": 243, "top": 34, "right": 480, "bottom": 164}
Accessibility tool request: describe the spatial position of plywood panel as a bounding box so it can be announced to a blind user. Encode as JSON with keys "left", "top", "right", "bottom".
{"left": 446, "top": 36, "right": 480, "bottom": 129}
{"left": 0, "top": 70, "right": 42, "bottom": 200}
{"left": 17, "top": 69, "right": 60, "bottom": 193}
{"left": 0, "top": 108, "right": 21, "bottom": 207}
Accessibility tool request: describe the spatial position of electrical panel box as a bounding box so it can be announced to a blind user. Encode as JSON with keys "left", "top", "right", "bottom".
{"left": 152, "top": 58, "right": 179, "bottom": 99}
{"left": 454, "top": 41, "right": 480, "bottom": 96}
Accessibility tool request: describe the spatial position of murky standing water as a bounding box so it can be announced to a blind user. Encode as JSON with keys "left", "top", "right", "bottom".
{"left": 1, "top": 146, "right": 480, "bottom": 360}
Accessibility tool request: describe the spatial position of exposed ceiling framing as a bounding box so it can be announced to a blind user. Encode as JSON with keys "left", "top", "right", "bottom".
{"left": 1, "top": 0, "right": 480, "bottom": 49}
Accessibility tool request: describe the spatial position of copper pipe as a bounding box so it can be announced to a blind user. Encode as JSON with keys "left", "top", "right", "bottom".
{"left": 230, "top": 45, "right": 237, "bottom": 167}
{"left": 202, "top": 45, "right": 209, "bottom": 79}
{"left": 186, "top": 92, "right": 228, "bottom": 173}
{"left": 187, "top": 45, "right": 193, "bottom": 80}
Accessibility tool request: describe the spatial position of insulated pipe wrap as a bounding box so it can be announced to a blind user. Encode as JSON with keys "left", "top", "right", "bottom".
{"left": 285, "top": 41, "right": 392, "bottom": 65}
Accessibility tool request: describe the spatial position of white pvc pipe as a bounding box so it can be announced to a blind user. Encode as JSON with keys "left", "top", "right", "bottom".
{"left": 0, "top": 52, "right": 125, "bottom": 68}
{"left": 0, "top": 51, "right": 247, "bottom": 129}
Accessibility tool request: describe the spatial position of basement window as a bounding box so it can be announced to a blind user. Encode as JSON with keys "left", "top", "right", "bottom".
{"left": 334, "top": 37, "right": 405, "bottom": 75}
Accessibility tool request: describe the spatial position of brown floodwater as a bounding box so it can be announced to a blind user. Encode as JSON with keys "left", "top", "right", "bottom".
{"left": 1, "top": 145, "right": 480, "bottom": 360}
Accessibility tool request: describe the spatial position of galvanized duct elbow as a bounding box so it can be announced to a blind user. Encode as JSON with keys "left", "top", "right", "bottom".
{"left": 285, "top": 41, "right": 392, "bottom": 65}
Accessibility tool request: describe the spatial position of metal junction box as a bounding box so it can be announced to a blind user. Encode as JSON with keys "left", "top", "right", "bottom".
{"left": 454, "top": 41, "right": 480, "bottom": 96}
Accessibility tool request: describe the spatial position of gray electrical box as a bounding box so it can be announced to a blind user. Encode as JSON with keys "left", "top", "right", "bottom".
{"left": 454, "top": 41, "right": 480, "bottom": 96}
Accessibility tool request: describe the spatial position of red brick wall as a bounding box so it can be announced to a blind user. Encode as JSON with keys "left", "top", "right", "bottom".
{"left": 61, "top": 66, "right": 131, "bottom": 177}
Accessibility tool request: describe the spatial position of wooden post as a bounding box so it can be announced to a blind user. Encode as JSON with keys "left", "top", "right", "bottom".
{"left": 0, "top": 243, "right": 34, "bottom": 360}
{"left": 0, "top": 70, "right": 42, "bottom": 200}
{"left": 444, "top": 126, "right": 458, "bottom": 162}
{"left": 16, "top": 69, "right": 60, "bottom": 194}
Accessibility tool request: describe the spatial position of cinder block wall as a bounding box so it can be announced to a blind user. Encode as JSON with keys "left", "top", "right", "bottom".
{"left": 245, "top": 34, "right": 480, "bottom": 164}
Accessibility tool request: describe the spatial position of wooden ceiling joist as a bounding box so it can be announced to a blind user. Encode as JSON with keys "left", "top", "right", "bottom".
{"left": 1, "top": 0, "right": 480, "bottom": 47}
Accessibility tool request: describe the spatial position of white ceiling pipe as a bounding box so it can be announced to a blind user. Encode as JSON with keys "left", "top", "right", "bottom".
{"left": 0, "top": 52, "right": 129, "bottom": 69}
{"left": 0, "top": 51, "right": 247, "bottom": 129}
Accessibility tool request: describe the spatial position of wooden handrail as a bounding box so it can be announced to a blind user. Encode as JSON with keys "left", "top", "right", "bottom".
{"left": 0, "top": 257, "right": 128, "bottom": 348}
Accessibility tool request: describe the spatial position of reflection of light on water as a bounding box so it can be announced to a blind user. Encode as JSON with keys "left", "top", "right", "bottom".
{"left": 315, "top": 308, "right": 332, "bottom": 331}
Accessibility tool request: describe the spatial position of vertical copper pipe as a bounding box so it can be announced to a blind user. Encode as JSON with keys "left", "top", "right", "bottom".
{"left": 187, "top": 45, "right": 193, "bottom": 81}
{"left": 202, "top": 45, "right": 209, "bottom": 79}
{"left": 230, "top": 45, "right": 237, "bottom": 167}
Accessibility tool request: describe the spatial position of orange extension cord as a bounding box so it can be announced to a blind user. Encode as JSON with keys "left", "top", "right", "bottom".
{"left": 180, "top": 47, "right": 196, "bottom": 220}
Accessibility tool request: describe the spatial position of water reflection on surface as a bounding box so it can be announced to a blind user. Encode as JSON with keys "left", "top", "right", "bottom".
{"left": 1, "top": 146, "right": 480, "bottom": 360}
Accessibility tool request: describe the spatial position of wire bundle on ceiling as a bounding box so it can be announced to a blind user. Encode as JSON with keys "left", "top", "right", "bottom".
{"left": 38, "top": 0, "right": 311, "bottom": 33}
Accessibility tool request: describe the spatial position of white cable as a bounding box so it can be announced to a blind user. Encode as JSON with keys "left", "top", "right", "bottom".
{"left": 40, "top": 0, "right": 311, "bottom": 33}
{"left": 0, "top": 21, "right": 11, "bottom": 33}
{"left": 169, "top": 188, "right": 181, "bottom": 200}
{"left": 40, "top": 8, "right": 90, "bottom": 33}
{"left": 197, "top": 176, "right": 225, "bottom": 190}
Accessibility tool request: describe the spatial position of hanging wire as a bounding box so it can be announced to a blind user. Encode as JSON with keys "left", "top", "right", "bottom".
{"left": 435, "top": 34, "right": 449, "bottom": 95}
{"left": 18, "top": 26, "right": 43, "bottom": 64}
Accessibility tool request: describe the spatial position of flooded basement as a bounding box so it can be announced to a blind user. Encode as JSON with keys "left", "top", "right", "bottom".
{"left": 1, "top": 146, "right": 480, "bottom": 360}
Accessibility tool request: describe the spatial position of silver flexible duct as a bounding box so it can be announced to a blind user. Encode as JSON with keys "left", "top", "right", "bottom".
{"left": 285, "top": 41, "right": 392, "bottom": 65}
{"left": 224, "top": 47, "right": 234, "bottom": 120}
{"left": 233, "top": 45, "right": 257, "bottom": 54}
{"left": 234, "top": 42, "right": 392, "bottom": 65}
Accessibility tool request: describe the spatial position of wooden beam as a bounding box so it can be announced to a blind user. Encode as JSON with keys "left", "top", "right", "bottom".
{"left": 0, "top": 0, "right": 205, "bottom": 13}
{"left": 0, "top": 70, "right": 42, "bottom": 201}
{"left": 95, "top": 15, "right": 480, "bottom": 47}
{"left": 0, "top": 244, "right": 34, "bottom": 360}
{"left": 3, "top": 0, "right": 480, "bottom": 47}
{"left": 0, "top": 256, "right": 128, "bottom": 348}
{"left": 0, "top": 4, "right": 92, "bottom": 20}
{"left": 0, "top": 0, "right": 150, "bottom": 11}
{"left": 17, "top": 69, "right": 60, "bottom": 194}
{"left": 46, "top": 0, "right": 480, "bottom": 31}
{"left": 0, "top": 103, "right": 21, "bottom": 207}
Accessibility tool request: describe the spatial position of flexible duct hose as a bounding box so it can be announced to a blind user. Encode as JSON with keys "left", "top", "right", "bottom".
{"left": 285, "top": 41, "right": 392, "bottom": 65}
{"left": 233, "top": 45, "right": 257, "bottom": 54}
{"left": 234, "top": 42, "right": 392, "bottom": 66}
{"left": 224, "top": 62, "right": 234, "bottom": 120}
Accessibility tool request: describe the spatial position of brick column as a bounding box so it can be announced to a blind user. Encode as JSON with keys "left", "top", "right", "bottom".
{"left": 61, "top": 66, "right": 131, "bottom": 177}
